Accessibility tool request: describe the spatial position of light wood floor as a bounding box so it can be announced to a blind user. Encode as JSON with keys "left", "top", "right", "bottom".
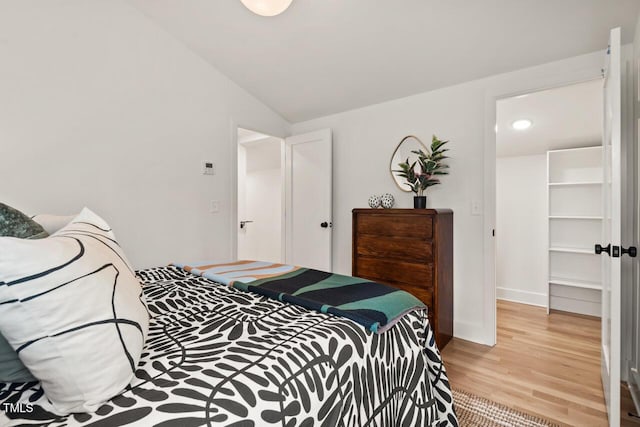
{"left": 441, "top": 300, "right": 640, "bottom": 427}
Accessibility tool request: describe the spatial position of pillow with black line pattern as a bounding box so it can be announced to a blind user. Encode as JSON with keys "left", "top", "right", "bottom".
{"left": 31, "top": 213, "right": 77, "bottom": 235}
{"left": 0, "top": 207, "right": 149, "bottom": 415}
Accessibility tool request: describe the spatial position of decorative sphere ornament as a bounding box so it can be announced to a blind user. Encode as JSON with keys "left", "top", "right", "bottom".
{"left": 368, "top": 195, "right": 381, "bottom": 208}
{"left": 381, "top": 193, "right": 395, "bottom": 209}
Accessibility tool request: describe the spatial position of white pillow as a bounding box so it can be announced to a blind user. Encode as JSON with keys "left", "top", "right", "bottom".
{"left": 0, "top": 208, "right": 149, "bottom": 415}
{"left": 31, "top": 213, "right": 77, "bottom": 235}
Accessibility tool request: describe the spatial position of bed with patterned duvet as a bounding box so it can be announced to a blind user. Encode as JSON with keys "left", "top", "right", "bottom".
{"left": 0, "top": 264, "right": 458, "bottom": 427}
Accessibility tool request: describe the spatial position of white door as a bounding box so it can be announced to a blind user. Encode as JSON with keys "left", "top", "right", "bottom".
{"left": 600, "top": 27, "right": 622, "bottom": 427}
{"left": 285, "top": 129, "right": 332, "bottom": 271}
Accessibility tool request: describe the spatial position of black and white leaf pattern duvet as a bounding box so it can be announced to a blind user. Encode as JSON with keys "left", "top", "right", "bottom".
{"left": 0, "top": 266, "right": 457, "bottom": 426}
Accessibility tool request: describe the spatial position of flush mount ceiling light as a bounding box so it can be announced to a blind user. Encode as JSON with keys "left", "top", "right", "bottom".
{"left": 512, "top": 119, "right": 532, "bottom": 130}
{"left": 241, "top": 0, "right": 293, "bottom": 16}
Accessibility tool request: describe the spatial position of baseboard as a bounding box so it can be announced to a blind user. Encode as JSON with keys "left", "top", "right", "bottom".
{"left": 496, "top": 287, "right": 546, "bottom": 307}
{"left": 548, "top": 284, "right": 600, "bottom": 317}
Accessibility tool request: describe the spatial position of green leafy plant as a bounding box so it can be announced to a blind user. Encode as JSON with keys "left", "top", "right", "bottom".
{"left": 394, "top": 135, "right": 450, "bottom": 196}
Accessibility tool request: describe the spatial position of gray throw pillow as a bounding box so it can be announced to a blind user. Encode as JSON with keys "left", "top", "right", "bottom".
{"left": 0, "top": 334, "right": 35, "bottom": 383}
{"left": 0, "top": 203, "right": 48, "bottom": 239}
{"left": 0, "top": 203, "right": 43, "bottom": 382}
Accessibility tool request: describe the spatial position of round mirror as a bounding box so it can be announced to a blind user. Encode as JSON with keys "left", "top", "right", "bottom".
{"left": 390, "top": 135, "right": 428, "bottom": 192}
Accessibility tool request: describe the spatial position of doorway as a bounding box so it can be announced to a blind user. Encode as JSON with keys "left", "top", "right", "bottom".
{"left": 491, "top": 78, "right": 610, "bottom": 421}
{"left": 232, "top": 127, "right": 333, "bottom": 270}
{"left": 483, "top": 28, "right": 634, "bottom": 426}
{"left": 236, "top": 127, "right": 285, "bottom": 263}
{"left": 495, "top": 80, "right": 604, "bottom": 317}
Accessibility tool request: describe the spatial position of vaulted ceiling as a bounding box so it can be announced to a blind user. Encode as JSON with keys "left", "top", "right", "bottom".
{"left": 129, "top": 0, "right": 640, "bottom": 123}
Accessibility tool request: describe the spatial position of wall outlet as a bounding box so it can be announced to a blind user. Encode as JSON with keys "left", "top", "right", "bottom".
{"left": 202, "top": 161, "right": 215, "bottom": 175}
{"left": 210, "top": 200, "right": 221, "bottom": 213}
{"left": 471, "top": 200, "right": 482, "bottom": 216}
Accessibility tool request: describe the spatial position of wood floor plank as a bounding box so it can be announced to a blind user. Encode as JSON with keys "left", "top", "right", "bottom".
{"left": 441, "top": 300, "right": 640, "bottom": 426}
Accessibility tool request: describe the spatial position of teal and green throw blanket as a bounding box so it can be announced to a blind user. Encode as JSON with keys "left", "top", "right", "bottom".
{"left": 172, "top": 260, "right": 426, "bottom": 334}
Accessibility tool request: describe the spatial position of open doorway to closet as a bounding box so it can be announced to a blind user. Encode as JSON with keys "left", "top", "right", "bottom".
{"left": 495, "top": 79, "right": 603, "bottom": 315}
{"left": 232, "top": 127, "right": 333, "bottom": 270}
{"left": 236, "top": 127, "right": 285, "bottom": 263}
{"left": 476, "top": 79, "right": 610, "bottom": 423}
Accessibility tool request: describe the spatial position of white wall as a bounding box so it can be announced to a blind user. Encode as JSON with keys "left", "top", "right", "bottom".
{"left": 237, "top": 138, "right": 282, "bottom": 263}
{"left": 496, "top": 155, "right": 547, "bottom": 306}
{"left": 0, "top": 0, "right": 290, "bottom": 268}
{"left": 292, "top": 50, "right": 604, "bottom": 344}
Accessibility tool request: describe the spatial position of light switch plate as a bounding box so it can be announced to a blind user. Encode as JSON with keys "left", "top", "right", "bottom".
{"left": 210, "top": 200, "right": 220, "bottom": 213}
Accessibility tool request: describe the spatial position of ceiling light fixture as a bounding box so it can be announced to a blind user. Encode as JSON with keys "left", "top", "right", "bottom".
{"left": 512, "top": 119, "right": 532, "bottom": 130}
{"left": 241, "top": 0, "right": 293, "bottom": 16}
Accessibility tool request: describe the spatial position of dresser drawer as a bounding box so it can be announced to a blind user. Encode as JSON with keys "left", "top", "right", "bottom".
{"left": 355, "top": 257, "right": 433, "bottom": 289}
{"left": 356, "top": 235, "right": 433, "bottom": 263}
{"left": 355, "top": 213, "right": 433, "bottom": 239}
{"left": 396, "top": 284, "right": 433, "bottom": 310}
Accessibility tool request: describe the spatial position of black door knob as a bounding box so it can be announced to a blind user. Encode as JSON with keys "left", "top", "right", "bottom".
{"left": 622, "top": 246, "right": 637, "bottom": 257}
{"left": 595, "top": 244, "right": 611, "bottom": 256}
{"left": 320, "top": 222, "right": 329, "bottom": 228}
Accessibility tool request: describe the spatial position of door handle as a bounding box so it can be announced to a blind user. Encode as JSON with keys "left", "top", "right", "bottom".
{"left": 240, "top": 221, "right": 253, "bottom": 229}
{"left": 622, "top": 246, "right": 637, "bottom": 258}
{"left": 597, "top": 244, "right": 638, "bottom": 258}
{"left": 320, "top": 222, "right": 332, "bottom": 228}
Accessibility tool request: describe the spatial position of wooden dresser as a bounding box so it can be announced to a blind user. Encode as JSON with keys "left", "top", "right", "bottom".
{"left": 352, "top": 208, "right": 453, "bottom": 348}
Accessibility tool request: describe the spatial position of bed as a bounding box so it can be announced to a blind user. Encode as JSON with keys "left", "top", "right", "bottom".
{"left": 1, "top": 264, "right": 457, "bottom": 426}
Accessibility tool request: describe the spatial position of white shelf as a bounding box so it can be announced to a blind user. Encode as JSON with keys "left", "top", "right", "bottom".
{"left": 548, "top": 277, "right": 602, "bottom": 291}
{"left": 549, "top": 247, "right": 595, "bottom": 255}
{"left": 548, "top": 146, "right": 602, "bottom": 183}
{"left": 548, "top": 215, "right": 602, "bottom": 220}
{"left": 547, "top": 146, "right": 603, "bottom": 316}
{"left": 548, "top": 181, "right": 602, "bottom": 186}
{"left": 548, "top": 146, "right": 602, "bottom": 154}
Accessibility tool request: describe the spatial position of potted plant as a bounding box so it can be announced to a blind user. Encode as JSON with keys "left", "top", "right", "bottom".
{"left": 394, "top": 135, "right": 450, "bottom": 208}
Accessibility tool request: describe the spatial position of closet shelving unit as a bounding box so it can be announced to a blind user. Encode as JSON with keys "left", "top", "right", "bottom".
{"left": 547, "top": 146, "right": 603, "bottom": 316}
